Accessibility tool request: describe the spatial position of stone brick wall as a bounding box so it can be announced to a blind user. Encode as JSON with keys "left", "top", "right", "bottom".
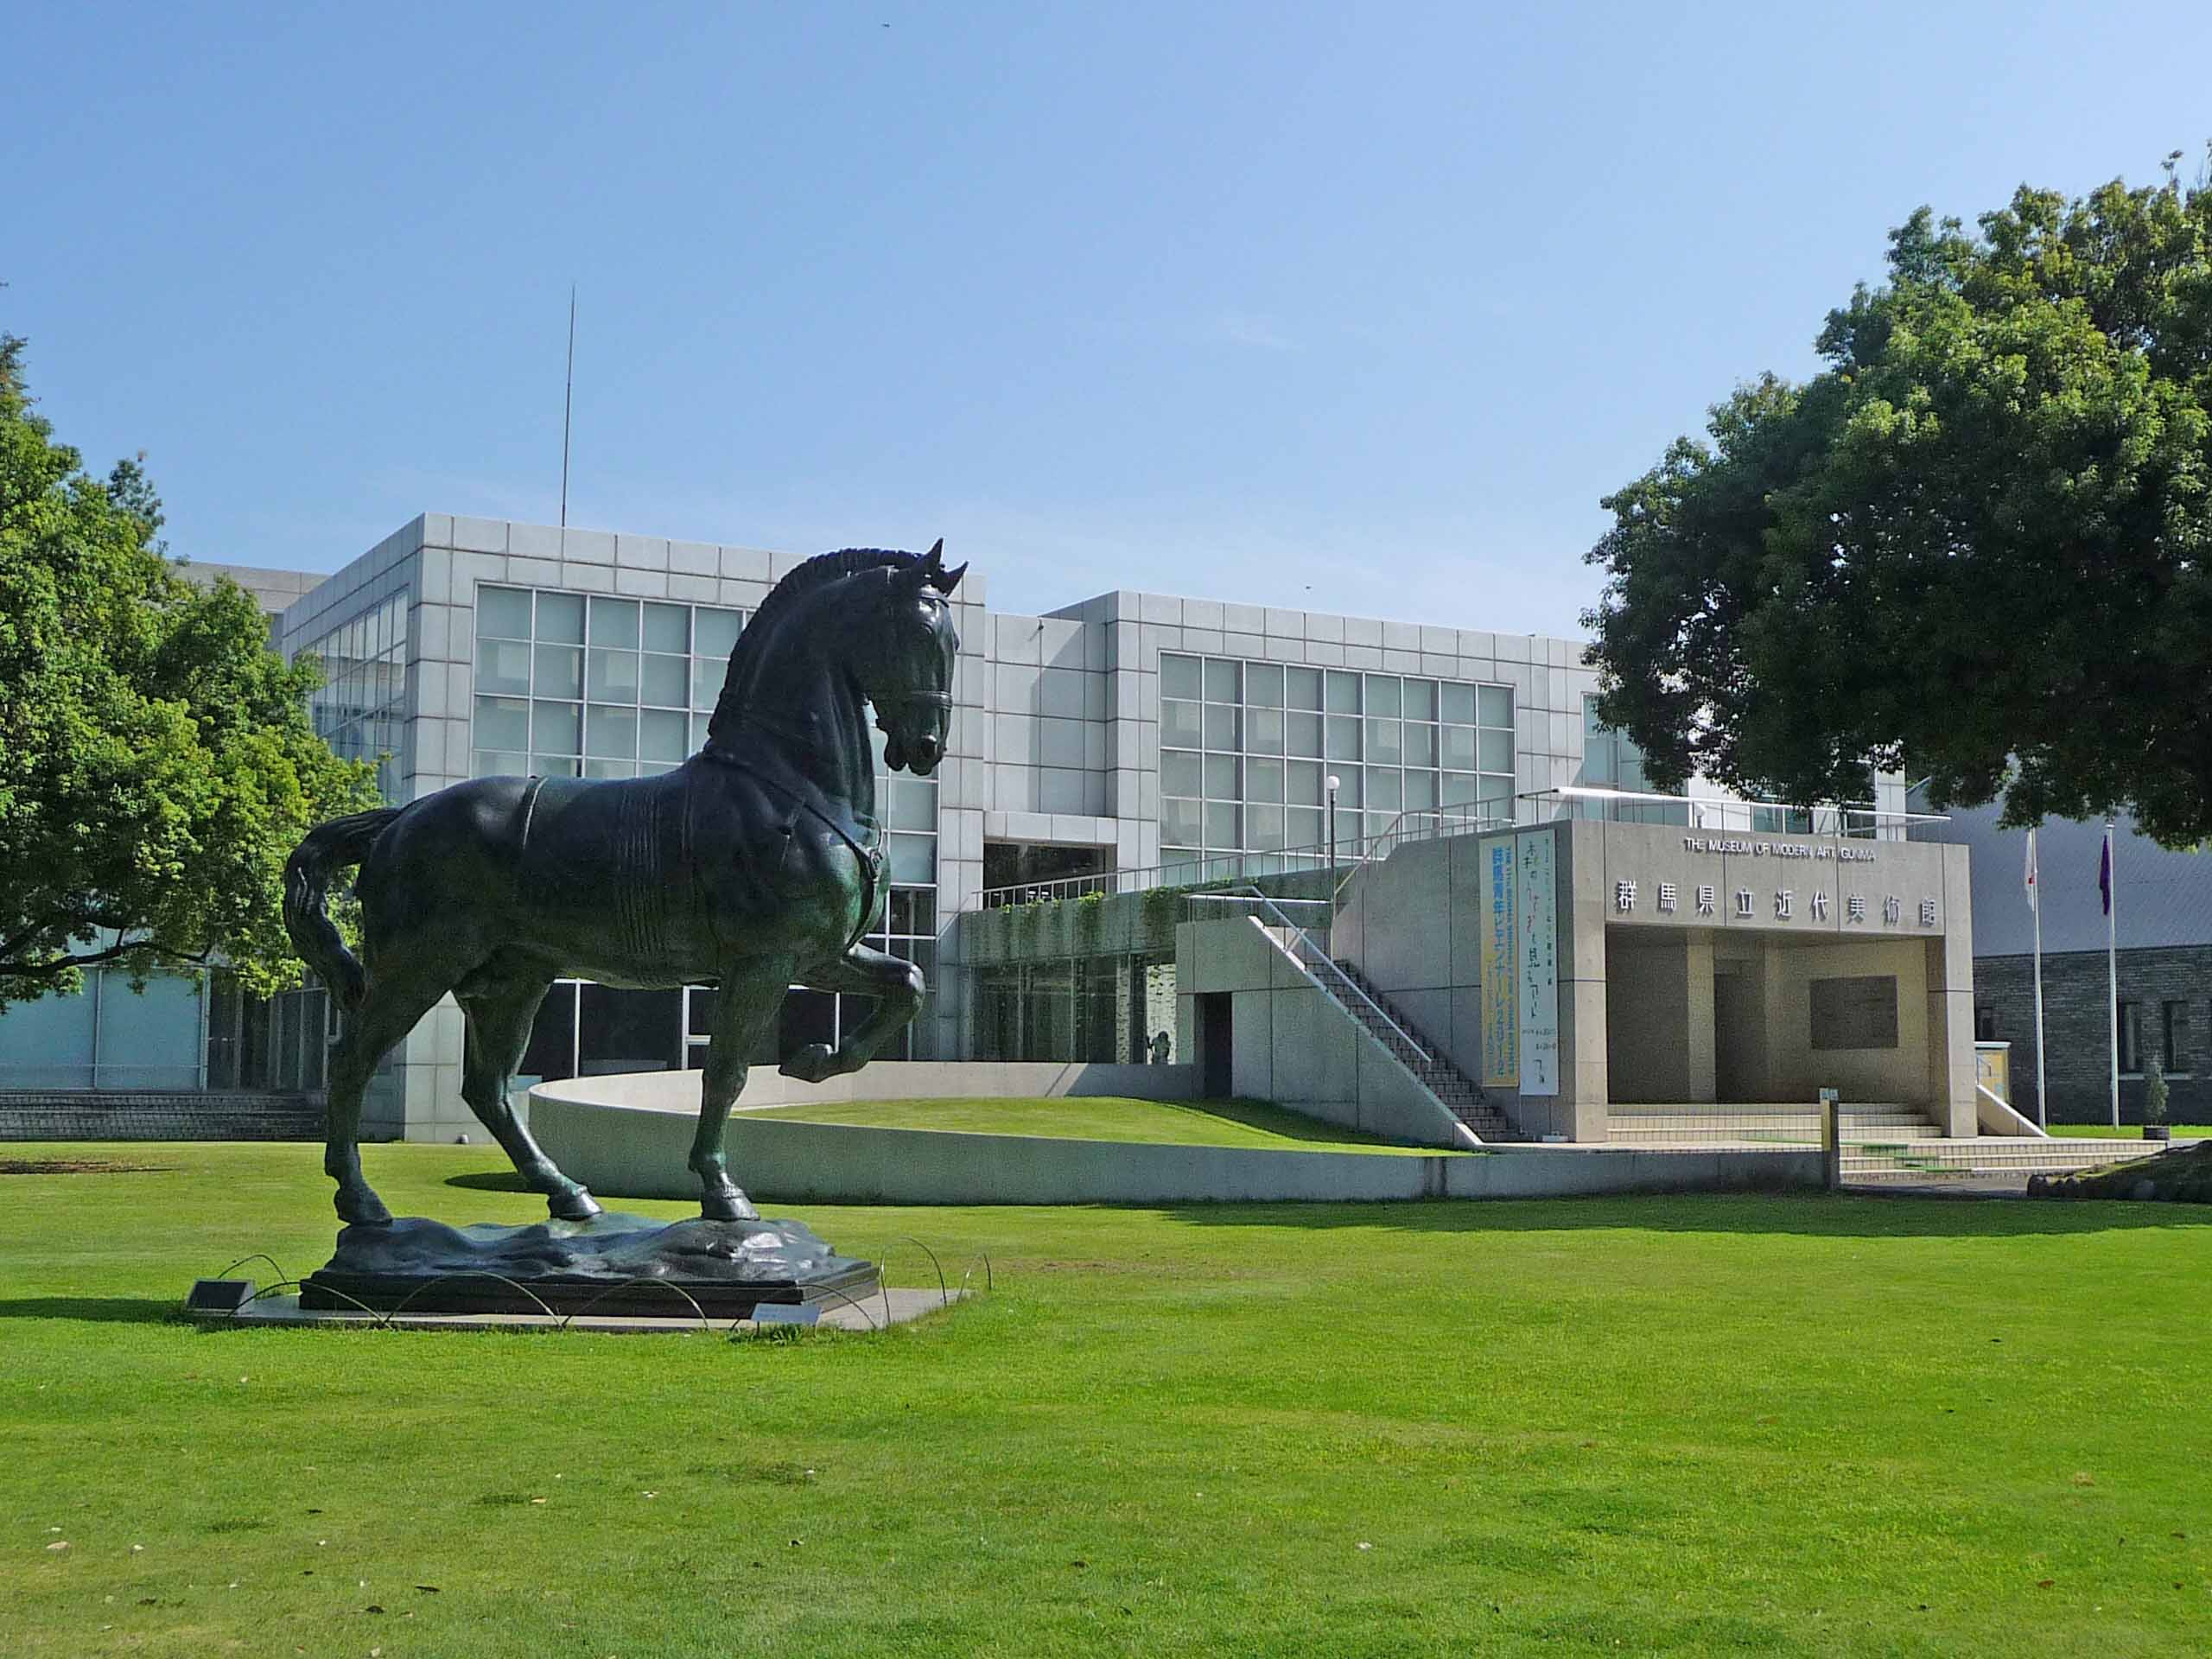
{"left": 0, "top": 1091, "right": 326, "bottom": 1142}
{"left": 1974, "top": 946, "right": 2212, "bottom": 1124}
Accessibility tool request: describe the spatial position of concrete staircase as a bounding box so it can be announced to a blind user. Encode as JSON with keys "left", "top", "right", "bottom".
{"left": 1246, "top": 919, "right": 1516, "bottom": 1141}
{"left": 1840, "top": 1137, "right": 2157, "bottom": 1182}
{"left": 1606, "top": 1101, "right": 1943, "bottom": 1147}
{"left": 1604, "top": 1099, "right": 2153, "bottom": 1180}
{"left": 1325, "top": 957, "right": 1518, "bottom": 1141}
{"left": 0, "top": 1090, "right": 326, "bottom": 1141}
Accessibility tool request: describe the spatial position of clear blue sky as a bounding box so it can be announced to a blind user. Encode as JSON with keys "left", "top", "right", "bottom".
{"left": 11, "top": 1, "right": 2209, "bottom": 631}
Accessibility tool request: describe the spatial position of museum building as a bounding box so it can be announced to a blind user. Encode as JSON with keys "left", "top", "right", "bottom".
{"left": 3, "top": 512, "right": 1995, "bottom": 1152}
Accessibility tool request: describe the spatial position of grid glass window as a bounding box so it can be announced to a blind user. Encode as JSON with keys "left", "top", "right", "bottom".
{"left": 300, "top": 593, "right": 410, "bottom": 801}
{"left": 473, "top": 588, "right": 744, "bottom": 781}
{"left": 1159, "top": 652, "right": 1515, "bottom": 873}
{"left": 1579, "top": 696, "right": 1690, "bottom": 827}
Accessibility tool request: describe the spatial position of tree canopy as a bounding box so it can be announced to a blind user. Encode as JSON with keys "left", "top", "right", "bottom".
{"left": 1584, "top": 152, "right": 2212, "bottom": 845}
{"left": 0, "top": 333, "right": 376, "bottom": 1008}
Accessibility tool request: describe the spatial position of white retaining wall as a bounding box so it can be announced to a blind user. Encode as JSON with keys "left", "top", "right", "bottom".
{"left": 528, "top": 1070, "right": 1823, "bottom": 1205}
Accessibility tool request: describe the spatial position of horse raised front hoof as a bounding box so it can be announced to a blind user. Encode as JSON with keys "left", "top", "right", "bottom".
{"left": 779, "top": 1042, "right": 841, "bottom": 1084}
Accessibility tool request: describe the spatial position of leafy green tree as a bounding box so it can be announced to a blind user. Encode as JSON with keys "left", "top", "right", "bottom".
{"left": 1584, "top": 150, "right": 2212, "bottom": 845}
{"left": 0, "top": 334, "right": 376, "bottom": 1008}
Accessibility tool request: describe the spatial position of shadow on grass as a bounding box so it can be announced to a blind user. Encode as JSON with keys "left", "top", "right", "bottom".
{"left": 445, "top": 1170, "right": 531, "bottom": 1194}
{"left": 1160, "top": 1190, "right": 2212, "bottom": 1240}
{"left": 0, "top": 1295, "right": 178, "bottom": 1323}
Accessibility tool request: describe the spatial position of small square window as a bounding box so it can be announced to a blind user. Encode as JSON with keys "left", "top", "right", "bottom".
{"left": 586, "top": 704, "right": 639, "bottom": 759}
{"left": 477, "top": 587, "right": 533, "bottom": 640}
{"left": 586, "top": 648, "right": 640, "bottom": 702}
{"left": 531, "top": 700, "right": 582, "bottom": 755}
{"left": 643, "top": 602, "right": 690, "bottom": 654}
{"left": 641, "top": 653, "right": 689, "bottom": 707}
{"left": 537, "top": 592, "right": 586, "bottom": 645}
{"left": 1440, "top": 682, "right": 1476, "bottom": 724}
{"left": 1246, "top": 707, "right": 1284, "bottom": 755}
{"left": 588, "top": 596, "right": 640, "bottom": 649}
{"left": 1161, "top": 653, "right": 1203, "bottom": 700}
{"left": 1285, "top": 666, "right": 1323, "bottom": 710}
{"left": 695, "top": 607, "right": 745, "bottom": 658}
{"left": 1325, "top": 670, "right": 1362, "bottom": 715}
{"left": 1246, "top": 664, "right": 1285, "bottom": 707}
{"left": 1204, "top": 658, "right": 1241, "bottom": 703}
{"left": 535, "top": 644, "right": 583, "bottom": 702}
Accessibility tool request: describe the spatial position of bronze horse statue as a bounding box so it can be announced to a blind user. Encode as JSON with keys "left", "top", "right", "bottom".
{"left": 283, "top": 543, "right": 963, "bottom": 1227}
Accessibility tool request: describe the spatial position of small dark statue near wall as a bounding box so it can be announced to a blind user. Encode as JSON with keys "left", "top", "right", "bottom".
{"left": 283, "top": 543, "right": 963, "bottom": 1234}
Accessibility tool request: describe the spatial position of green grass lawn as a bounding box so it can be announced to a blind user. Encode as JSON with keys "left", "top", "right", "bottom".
{"left": 2048, "top": 1123, "right": 2212, "bottom": 1141}
{"left": 740, "top": 1094, "right": 1451, "bottom": 1154}
{"left": 4, "top": 1141, "right": 2210, "bottom": 1657}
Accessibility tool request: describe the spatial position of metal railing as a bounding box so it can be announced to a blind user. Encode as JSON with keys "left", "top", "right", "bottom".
{"left": 1329, "top": 803, "right": 1513, "bottom": 906}
{"left": 1185, "top": 888, "right": 1433, "bottom": 1065}
{"left": 1526, "top": 786, "right": 1949, "bottom": 837}
{"left": 981, "top": 841, "right": 1348, "bottom": 910}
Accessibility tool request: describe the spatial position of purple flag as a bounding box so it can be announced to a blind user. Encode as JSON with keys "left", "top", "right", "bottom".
{"left": 2099, "top": 827, "right": 2113, "bottom": 917}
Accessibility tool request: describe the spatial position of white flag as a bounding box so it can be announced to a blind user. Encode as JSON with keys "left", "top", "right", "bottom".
{"left": 2024, "top": 828, "right": 2038, "bottom": 912}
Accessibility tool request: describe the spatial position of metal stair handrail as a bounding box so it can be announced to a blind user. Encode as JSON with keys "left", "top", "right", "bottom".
{"left": 1186, "top": 888, "right": 1434, "bottom": 1065}
{"left": 1330, "top": 804, "right": 1513, "bottom": 907}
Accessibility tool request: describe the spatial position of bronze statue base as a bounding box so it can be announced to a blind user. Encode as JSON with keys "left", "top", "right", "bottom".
{"left": 300, "top": 1211, "right": 880, "bottom": 1319}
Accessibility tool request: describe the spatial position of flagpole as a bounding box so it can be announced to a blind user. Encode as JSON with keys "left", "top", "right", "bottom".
{"left": 2030, "top": 830, "right": 2047, "bottom": 1128}
{"left": 2106, "top": 819, "right": 2120, "bottom": 1129}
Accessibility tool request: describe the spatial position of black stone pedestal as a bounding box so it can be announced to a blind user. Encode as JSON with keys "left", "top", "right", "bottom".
{"left": 300, "top": 1211, "right": 879, "bottom": 1319}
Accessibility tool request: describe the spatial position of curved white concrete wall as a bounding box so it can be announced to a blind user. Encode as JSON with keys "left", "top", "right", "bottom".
{"left": 529, "top": 1070, "right": 1822, "bottom": 1205}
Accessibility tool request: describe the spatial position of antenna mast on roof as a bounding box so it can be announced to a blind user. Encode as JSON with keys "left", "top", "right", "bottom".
{"left": 559, "top": 284, "right": 576, "bottom": 528}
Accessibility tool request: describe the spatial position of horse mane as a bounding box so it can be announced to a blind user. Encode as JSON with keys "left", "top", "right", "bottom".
{"left": 709, "top": 546, "right": 923, "bottom": 737}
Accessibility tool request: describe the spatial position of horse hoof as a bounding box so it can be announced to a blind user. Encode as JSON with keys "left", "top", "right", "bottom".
{"left": 779, "top": 1043, "right": 837, "bottom": 1084}
{"left": 701, "top": 1186, "right": 759, "bottom": 1224}
{"left": 550, "top": 1187, "right": 603, "bottom": 1223}
{"left": 336, "top": 1187, "right": 392, "bottom": 1227}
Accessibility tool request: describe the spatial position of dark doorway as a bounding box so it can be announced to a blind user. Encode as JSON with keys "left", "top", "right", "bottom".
{"left": 1713, "top": 967, "right": 1758, "bottom": 1103}
{"left": 1198, "top": 993, "right": 1232, "bottom": 1097}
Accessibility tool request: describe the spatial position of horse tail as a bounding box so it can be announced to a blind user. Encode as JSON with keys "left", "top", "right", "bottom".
{"left": 283, "top": 808, "right": 401, "bottom": 1014}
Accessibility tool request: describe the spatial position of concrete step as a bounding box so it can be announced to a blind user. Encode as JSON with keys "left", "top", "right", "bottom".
{"left": 1841, "top": 1140, "right": 2150, "bottom": 1176}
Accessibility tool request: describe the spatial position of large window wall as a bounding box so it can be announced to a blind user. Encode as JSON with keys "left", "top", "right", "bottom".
{"left": 300, "top": 593, "right": 410, "bottom": 800}
{"left": 471, "top": 587, "right": 745, "bottom": 779}
{"left": 1160, "top": 652, "right": 1515, "bottom": 874}
{"left": 972, "top": 954, "right": 1173, "bottom": 1065}
{"left": 472, "top": 585, "right": 942, "bottom": 1069}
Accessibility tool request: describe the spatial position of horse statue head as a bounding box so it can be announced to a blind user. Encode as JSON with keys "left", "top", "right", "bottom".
{"left": 861, "top": 538, "right": 965, "bottom": 776}
{"left": 702, "top": 539, "right": 964, "bottom": 810}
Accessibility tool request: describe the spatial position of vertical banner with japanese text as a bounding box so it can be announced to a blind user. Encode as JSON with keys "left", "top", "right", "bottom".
{"left": 1516, "top": 827, "right": 1560, "bottom": 1096}
{"left": 1479, "top": 835, "right": 1519, "bottom": 1087}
